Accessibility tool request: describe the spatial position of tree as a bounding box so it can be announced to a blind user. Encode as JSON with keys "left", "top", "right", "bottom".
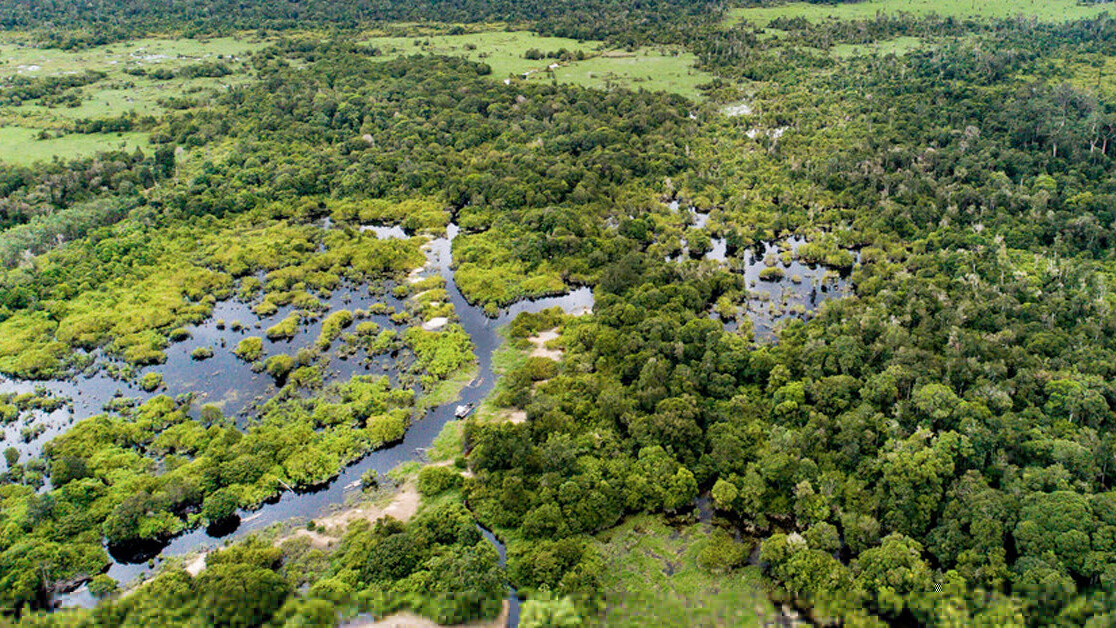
{"left": 203, "top": 487, "right": 240, "bottom": 523}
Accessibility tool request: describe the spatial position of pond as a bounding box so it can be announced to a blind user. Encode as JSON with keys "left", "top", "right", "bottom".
{"left": 668, "top": 202, "right": 857, "bottom": 339}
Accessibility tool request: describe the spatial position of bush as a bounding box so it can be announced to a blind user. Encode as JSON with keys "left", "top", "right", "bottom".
{"left": 139, "top": 372, "right": 164, "bottom": 392}
{"left": 758, "top": 267, "right": 785, "bottom": 282}
{"left": 417, "top": 465, "right": 463, "bottom": 496}
{"left": 266, "top": 354, "right": 295, "bottom": 381}
{"left": 191, "top": 346, "right": 214, "bottom": 360}
{"left": 266, "top": 314, "right": 300, "bottom": 340}
{"left": 235, "top": 336, "right": 264, "bottom": 361}
{"left": 203, "top": 487, "right": 241, "bottom": 522}
{"left": 521, "top": 356, "right": 559, "bottom": 381}
{"left": 88, "top": 574, "right": 118, "bottom": 598}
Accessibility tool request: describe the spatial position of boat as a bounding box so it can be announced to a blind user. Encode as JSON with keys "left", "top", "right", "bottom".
{"left": 454, "top": 403, "right": 474, "bottom": 418}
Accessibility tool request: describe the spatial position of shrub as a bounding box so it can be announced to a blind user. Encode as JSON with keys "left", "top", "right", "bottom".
{"left": 418, "top": 465, "right": 463, "bottom": 496}
{"left": 758, "top": 267, "right": 785, "bottom": 282}
{"left": 139, "top": 372, "right": 164, "bottom": 392}
{"left": 235, "top": 336, "right": 264, "bottom": 361}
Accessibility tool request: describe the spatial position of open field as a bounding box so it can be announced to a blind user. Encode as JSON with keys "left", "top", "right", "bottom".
{"left": 361, "top": 30, "right": 711, "bottom": 99}
{"left": 727, "top": 0, "right": 1116, "bottom": 25}
{"left": 0, "top": 35, "right": 265, "bottom": 164}
{"left": 362, "top": 30, "right": 593, "bottom": 79}
{"left": 549, "top": 48, "right": 709, "bottom": 100}
{"left": 831, "top": 35, "right": 930, "bottom": 58}
{"left": 0, "top": 127, "right": 149, "bottom": 165}
{"left": 591, "top": 515, "right": 775, "bottom": 628}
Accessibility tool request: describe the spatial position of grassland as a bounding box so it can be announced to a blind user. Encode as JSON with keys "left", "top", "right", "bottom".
{"left": 362, "top": 30, "right": 593, "bottom": 79}
{"left": 360, "top": 30, "right": 711, "bottom": 99}
{"left": 0, "top": 35, "right": 266, "bottom": 164}
{"left": 831, "top": 35, "right": 930, "bottom": 58}
{"left": 591, "top": 515, "right": 775, "bottom": 628}
{"left": 0, "top": 127, "right": 149, "bottom": 165}
{"left": 727, "top": 0, "right": 1116, "bottom": 26}
{"left": 549, "top": 49, "right": 710, "bottom": 100}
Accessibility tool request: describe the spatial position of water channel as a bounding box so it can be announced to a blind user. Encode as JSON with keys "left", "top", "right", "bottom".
{"left": 1, "top": 222, "right": 592, "bottom": 625}
{"left": 2, "top": 210, "right": 847, "bottom": 624}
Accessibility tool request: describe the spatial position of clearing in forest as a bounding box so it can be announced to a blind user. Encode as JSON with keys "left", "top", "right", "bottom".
{"left": 0, "top": 35, "right": 266, "bottom": 163}
{"left": 361, "top": 30, "right": 711, "bottom": 99}
{"left": 591, "top": 515, "right": 776, "bottom": 628}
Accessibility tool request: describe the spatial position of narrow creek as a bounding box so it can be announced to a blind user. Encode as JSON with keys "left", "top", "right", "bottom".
{"left": 1, "top": 222, "right": 591, "bottom": 625}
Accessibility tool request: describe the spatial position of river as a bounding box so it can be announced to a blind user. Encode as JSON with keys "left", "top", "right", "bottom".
{"left": 1, "top": 222, "right": 591, "bottom": 626}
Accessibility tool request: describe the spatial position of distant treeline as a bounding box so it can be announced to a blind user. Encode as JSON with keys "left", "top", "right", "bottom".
{"left": 0, "top": 0, "right": 722, "bottom": 47}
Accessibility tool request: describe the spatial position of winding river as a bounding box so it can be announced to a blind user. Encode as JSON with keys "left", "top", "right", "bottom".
{"left": 1, "top": 222, "right": 592, "bottom": 625}
{"left": 2, "top": 212, "right": 851, "bottom": 625}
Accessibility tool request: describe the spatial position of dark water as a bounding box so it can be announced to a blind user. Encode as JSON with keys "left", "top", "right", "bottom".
{"left": 667, "top": 202, "right": 855, "bottom": 339}
{"left": 3, "top": 223, "right": 592, "bottom": 623}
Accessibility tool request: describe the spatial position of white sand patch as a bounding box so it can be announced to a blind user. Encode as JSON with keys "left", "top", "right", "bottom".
{"left": 184, "top": 553, "right": 207, "bottom": 576}
{"left": 723, "top": 101, "right": 752, "bottom": 117}
{"left": 422, "top": 317, "right": 448, "bottom": 331}
{"left": 276, "top": 482, "right": 422, "bottom": 550}
{"left": 497, "top": 409, "right": 527, "bottom": 424}
{"left": 528, "top": 328, "right": 562, "bottom": 360}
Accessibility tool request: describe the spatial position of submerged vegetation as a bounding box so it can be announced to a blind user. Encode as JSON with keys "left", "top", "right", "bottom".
{"left": 5, "top": 0, "right": 1116, "bottom": 626}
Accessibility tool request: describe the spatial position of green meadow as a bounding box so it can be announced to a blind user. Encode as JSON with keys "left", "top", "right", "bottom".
{"left": 591, "top": 515, "right": 775, "bottom": 628}
{"left": 0, "top": 127, "right": 149, "bottom": 165}
{"left": 361, "top": 30, "right": 711, "bottom": 99}
{"left": 728, "top": 0, "right": 1116, "bottom": 26}
{"left": 0, "top": 35, "right": 265, "bottom": 164}
{"left": 831, "top": 35, "right": 931, "bottom": 58}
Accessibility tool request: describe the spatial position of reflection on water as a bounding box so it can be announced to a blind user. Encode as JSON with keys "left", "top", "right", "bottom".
{"left": 666, "top": 201, "right": 856, "bottom": 339}
{"left": 13, "top": 222, "right": 592, "bottom": 624}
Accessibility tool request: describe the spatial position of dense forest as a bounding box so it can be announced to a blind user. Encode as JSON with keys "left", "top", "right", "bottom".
{"left": 4, "top": 0, "right": 1116, "bottom": 627}
{"left": 0, "top": 0, "right": 719, "bottom": 47}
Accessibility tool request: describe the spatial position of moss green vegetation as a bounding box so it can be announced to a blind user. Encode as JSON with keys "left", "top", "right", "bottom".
{"left": 726, "top": 0, "right": 1116, "bottom": 26}
{"left": 234, "top": 336, "right": 264, "bottom": 362}
{"left": 590, "top": 515, "right": 772, "bottom": 628}
{"left": 0, "top": 204, "right": 425, "bottom": 378}
{"left": 0, "top": 127, "right": 149, "bottom": 165}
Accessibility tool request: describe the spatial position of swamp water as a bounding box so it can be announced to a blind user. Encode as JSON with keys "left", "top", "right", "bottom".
{"left": 669, "top": 202, "right": 857, "bottom": 339}
{"left": 1, "top": 223, "right": 591, "bottom": 625}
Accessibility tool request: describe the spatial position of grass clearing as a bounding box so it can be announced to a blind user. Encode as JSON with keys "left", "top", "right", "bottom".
{"left": 360, "top": 30, "right": 711, "bottom": 99}
{"left": 362, "top": 30, "right": 593, "bottom": 80}
{"left": 549, "top": 48, "right": 709, "bottom": 100}
{"left": 591, "top": 514, "right": 775, "bottom": 628}
{"left": 831, "top": 35, "right": 930, "bottom": 58}
{"left": 0, "top": 126, "right": 149, "bottom": 165}
{"left": 0, "top": 34, "right": 266, "bottom": 163}
{"left": 727, "top": 0, "right": 1116, "bottom": 25}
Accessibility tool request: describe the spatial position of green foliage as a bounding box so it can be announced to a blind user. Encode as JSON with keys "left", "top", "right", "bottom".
{"left": 138, "top": 372, "right": 163, "bottom": 392}
{"left": 234, "top": 336, "right": 264, "bottom": 362}
{"left": 417, "top": 465, "right": 463, "bottom": 497}
{"left": 404, "top": 325, "right": 475, "bottom": 381}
